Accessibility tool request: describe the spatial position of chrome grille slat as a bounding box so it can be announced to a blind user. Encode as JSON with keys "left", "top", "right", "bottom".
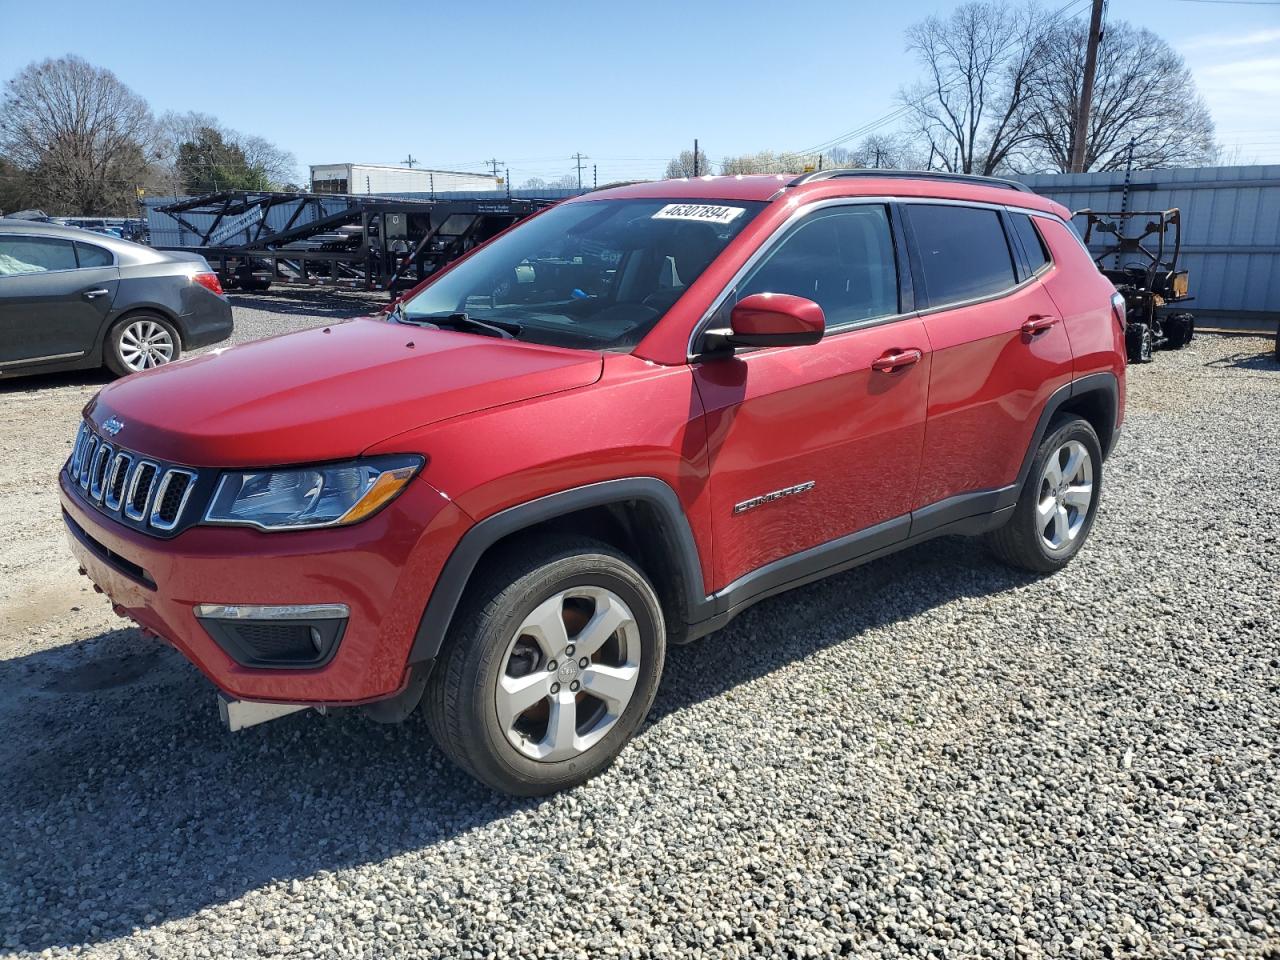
{"left": 78, "top": 436, "right": 98, "bottom": 489}
{"left": 149, "top": 468, "right": 198, "bottom": 532}
{"left": 69, "top": 422, "right": 89, "bottom": 475}
{"left": 103, "top": 452, "right": 133, "bottom": 511}
{"left": 124, "top": 461, "right": 160, "bottom": 521}
{"left": 89, "top": 443, "right": 113, "bottom": 502}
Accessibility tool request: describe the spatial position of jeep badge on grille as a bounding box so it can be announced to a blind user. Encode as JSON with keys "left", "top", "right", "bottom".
{"left": 102, "top": 417, "right": 124, "bottom": 436}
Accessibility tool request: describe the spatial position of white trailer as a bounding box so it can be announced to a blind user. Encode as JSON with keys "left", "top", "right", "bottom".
{"left": 310, "top": 163, "right": 499, "bottom": 196}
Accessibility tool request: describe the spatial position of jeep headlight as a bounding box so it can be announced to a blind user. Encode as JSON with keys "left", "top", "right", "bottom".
{"left": 204, "top": 456, "right": 423, "bottom": 530}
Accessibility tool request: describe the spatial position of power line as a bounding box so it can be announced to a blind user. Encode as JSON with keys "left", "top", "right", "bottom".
{"left": 1172, "top": 0, "right": 1280, "bottom": 5}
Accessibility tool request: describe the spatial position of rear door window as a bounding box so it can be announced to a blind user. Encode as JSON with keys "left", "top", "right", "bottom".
{"left": 906, "top": 204, "right": 1017, "bottom": 307}
{"left": 0, "top": 236, "right": 78, "bottom": 276}
{"left": 75, "top": 241, "right": 114, "bottom": 268}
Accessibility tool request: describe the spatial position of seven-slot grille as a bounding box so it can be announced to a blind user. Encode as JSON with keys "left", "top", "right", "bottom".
{"left": 67, "top": 421, "right": 199, "bottom": 534}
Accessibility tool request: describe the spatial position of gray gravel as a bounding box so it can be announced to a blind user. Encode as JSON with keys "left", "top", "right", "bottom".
{"left": 1, "top": 300, "right": 1277, "bottom": 959}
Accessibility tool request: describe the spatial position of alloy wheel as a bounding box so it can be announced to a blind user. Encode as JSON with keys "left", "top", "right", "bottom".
{"left": 495, "top": 586, "right": 641, "bottom": 762}
{"left": 119, "top": 319, "right": 175, "bottom": 371}
{"left": 1037, "top": 439, "right": 1094, "bottom": 553}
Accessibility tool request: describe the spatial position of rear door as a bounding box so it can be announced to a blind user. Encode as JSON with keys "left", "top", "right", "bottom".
{"left": 904, "top": 202, "right": 1073, "bottom": 526}
{"left": 692, "top": 202, "right": 931, "bottom": 590}
{"left": 0, "top": 235, "right": 119, "bottom": 368}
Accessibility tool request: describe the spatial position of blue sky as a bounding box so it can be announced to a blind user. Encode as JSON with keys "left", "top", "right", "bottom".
{"left": 2, "top": 0, "right": 1277, "bottom": 184}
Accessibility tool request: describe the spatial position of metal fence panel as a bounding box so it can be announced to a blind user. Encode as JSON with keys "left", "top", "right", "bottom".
{"left": 1018, "top": 164, "right": 1280, "bottom": 325}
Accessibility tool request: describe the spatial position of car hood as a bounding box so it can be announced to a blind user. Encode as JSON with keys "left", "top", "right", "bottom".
{"left": 86, "top": 318, "right": 604, "bottom": 467}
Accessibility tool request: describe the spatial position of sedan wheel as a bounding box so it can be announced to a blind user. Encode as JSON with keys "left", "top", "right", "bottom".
{"left": 119, "top": 319, "right": 176, "bottom": 370}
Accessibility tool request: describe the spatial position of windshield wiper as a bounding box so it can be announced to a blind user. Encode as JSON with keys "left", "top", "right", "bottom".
{"left": 400, "top": 311, "right": 520, "bottom": 340}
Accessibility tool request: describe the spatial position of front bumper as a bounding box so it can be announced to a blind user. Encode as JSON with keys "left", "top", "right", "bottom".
{"left": 60, "top": 470, "right": 469, "bottom": 705}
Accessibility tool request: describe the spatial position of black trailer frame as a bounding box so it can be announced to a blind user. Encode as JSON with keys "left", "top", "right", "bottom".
{"left": 153, "top": 190, "right": 557, "bottom": 293}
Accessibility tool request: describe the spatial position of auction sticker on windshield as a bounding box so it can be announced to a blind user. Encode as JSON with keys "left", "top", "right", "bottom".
{"left": 651, "top": 203, "right": 746, "bottom": 225}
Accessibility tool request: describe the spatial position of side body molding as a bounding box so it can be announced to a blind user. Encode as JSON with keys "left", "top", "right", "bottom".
{"left": 408, "top": 477, "right": 710, "bottom": 664}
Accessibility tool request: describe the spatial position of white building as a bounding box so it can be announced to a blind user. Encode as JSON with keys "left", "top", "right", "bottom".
{"left": 310, "top": 163, "right": 499, "bottom": 196}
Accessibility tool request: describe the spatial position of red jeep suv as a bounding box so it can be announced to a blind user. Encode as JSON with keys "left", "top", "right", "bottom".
{"left": 61, "top": 171, "right": 1125, "bottom": 794}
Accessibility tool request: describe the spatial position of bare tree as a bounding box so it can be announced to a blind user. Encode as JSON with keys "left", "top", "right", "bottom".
{"left": 0, "top": 56, "right": 156, "bottom": 215}
{"left": 664, "top": 147, "right": 711, "bottom": 178}
{"left": 847, "top": 133, "right": 927, "bottom": 169}
{"left": 900, "top": 1, "right": 1043, "bottom": 175}
{"left": 237, "top": 134, "right": 299, "bottom": 186}
{"left": 720, "top": 150, "right": 817, "bottom": 175}
{"left": 1021, "top": 19, "right": 1216, "bottom": 172}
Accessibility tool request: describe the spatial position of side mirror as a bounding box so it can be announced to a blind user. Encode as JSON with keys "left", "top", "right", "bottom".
{"left": 703, "top": 293, "right": 825, "bottom": 352}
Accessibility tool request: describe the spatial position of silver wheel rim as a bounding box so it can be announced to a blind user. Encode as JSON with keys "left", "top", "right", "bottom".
{"left": 1037, "top": 439, "right": 1094, "bottom": 553}
{"left": 495, "top": 586, "right": 641, "bottom": 762}
{"left": 119, "top": 320, "right": 175, "bottom": 371}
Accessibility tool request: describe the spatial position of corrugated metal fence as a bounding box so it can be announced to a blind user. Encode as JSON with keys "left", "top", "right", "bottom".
{"left": 1018, "top": 164, "right": 1280, "bottom": 329}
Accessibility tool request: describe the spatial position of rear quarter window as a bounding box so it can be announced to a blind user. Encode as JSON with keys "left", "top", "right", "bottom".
{"left": 906, "top": 204, "right": 1017, "bottom": 307}
{"left": 75, "top": 241, "right": 114, "bottom": 268}
{"left": 1010, "top": 213, "right": 1051, "bottom": 273}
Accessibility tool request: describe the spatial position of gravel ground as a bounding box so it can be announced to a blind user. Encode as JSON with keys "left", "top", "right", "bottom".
{"left": 0, "top": 298, "right": 1277, "bottom": 959}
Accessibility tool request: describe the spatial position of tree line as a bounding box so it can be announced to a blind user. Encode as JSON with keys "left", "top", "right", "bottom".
{"left": 669, "top": 3, "right": 1217, "bottom": 178}
{"left": 0, "top": 56, "right": 300, "bottom": 216}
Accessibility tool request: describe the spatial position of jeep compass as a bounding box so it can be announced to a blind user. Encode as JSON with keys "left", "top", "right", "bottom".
{"left": 61, "top": 171, "right": 1125, "bottom": 795}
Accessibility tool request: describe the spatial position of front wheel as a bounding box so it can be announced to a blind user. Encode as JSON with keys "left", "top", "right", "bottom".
{"left": 106, "top": 313, "right": 182, "bottom": 376}
{"left": 424, "top": 536, "right": 666, "bottom": 795}
{"left": 985, "top": 416, "right": 1103, "bottom": 573}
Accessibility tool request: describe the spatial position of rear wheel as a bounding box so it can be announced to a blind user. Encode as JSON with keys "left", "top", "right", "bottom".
{"left": 1126, "top": 322, "right": 1153, "bottom": 364}
{"left": 1164, "top": 312, "right": 1195, "bottom": 350}
{"left": 986, "top": 417, "right": 1103, "bottom": 573}
{"left": 425, "top": 536, "right": 666, "bottom": 795}
{"left": 106, "top": 313, "right": 182, "bottom": 376}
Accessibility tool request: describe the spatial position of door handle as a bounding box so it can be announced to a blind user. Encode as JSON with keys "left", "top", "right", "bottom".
{"left": 871, "top": 348, "right": 924, "bottom": 372}
{"left": 1021, "top": 314, "right": 1058, "bottom": 335}
{"left": 82, "top": 288, "right": 110, "bottom": 300}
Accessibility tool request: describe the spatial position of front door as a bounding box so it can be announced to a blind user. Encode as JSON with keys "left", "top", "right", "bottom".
{"left": 692, "top": 203, "right": 931, "bottom": 591}
{"left": 0, "top": 234, "right": 119, "bottom": 368}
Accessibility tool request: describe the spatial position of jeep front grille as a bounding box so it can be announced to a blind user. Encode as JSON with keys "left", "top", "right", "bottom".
{"left": 66, "top": 420, "right": 204, "bottom": 537}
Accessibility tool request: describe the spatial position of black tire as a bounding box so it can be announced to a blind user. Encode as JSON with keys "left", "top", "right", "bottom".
{"left": 1126, "top": 322, "right": 1153, "bottom": 364}
{"left": 985, "top": 416, "right": 1103, "bottom": 574}
{"left": 424, "top": 535, "right": 666, "bottom": 796}
{"left": 105, "top": 312, "right": 182, "bottom": 377}
{"left": 1164, "top": 312, "right": 1195, "bottom": 350}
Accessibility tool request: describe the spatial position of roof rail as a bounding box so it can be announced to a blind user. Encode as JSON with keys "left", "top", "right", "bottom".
{"left": 789, "top": 168, "right": 1034, "bottom": 194}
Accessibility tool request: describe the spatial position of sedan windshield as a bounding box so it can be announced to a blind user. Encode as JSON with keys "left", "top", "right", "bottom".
{"left": 399, "top": 198, "right": 764, "bottom": 350}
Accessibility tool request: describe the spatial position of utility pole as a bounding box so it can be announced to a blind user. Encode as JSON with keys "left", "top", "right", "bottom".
{"left": 572, "top": 152, "right": 588, "bottom": 189}
{"left": 402, "top": 154, "right": 418, "bottom": 168}
{"left": 485, "top": 158, "right": 503, "bottom": 178}
{"left": 693, "top": 139, "right": 699, "bottom": 177}
{"left": 1070, "top": 0, "right": 1106, "bottom": 174}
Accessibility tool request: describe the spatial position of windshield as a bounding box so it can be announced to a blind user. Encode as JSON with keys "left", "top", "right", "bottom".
{"left": 400, "top": 198, "right": 764, "bottom": 350}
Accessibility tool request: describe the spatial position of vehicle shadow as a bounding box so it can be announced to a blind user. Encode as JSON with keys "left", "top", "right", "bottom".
{"left": 1202, "top": 349, "right": 1280, "bottom": 372}
{"left": 0, "top": 367, "right": 112, "bottom": 395}
{"left": 0, "top": 535, "right": 1035, "bottom": 952}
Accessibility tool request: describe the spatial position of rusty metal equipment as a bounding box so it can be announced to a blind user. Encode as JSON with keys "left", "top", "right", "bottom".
{"left": 1076, "top": 207, "right": 1195, "bottom": 364}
